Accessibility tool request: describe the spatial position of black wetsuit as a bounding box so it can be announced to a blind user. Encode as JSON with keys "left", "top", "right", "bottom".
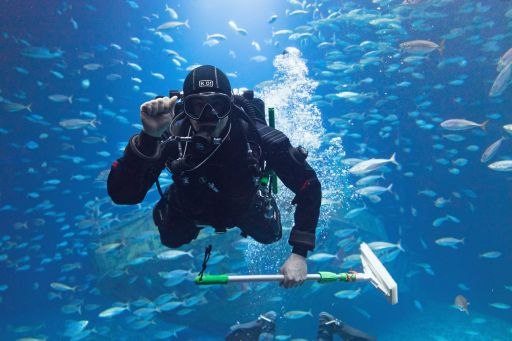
{"left": 107, "top": 105, "right": 321, "bottom": 256}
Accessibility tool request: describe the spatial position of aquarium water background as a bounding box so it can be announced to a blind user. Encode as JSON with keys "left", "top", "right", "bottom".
{"left": 0, "top": 0, "right": 512, "bottom": 340}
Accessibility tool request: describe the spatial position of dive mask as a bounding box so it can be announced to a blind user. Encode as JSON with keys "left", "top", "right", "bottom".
{"left": 183, "top": 92, "right": 232, "bottom": 120}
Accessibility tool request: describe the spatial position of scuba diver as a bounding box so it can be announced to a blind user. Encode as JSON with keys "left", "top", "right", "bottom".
{"left": 107, "top": 65, "right": 321, "bottom": 288}
{"left": 226, "top": 311, "right": 376, "bottom": 341}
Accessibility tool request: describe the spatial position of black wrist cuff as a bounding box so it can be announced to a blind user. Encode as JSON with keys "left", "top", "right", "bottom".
{"left": 292, "top": 246, "right": 308, "bottom": 257}
{"left": 289, "top": 229, "right": 315, "bottom": 251}
{"left": 128, "top": 133, "right": 161, "bottom": 160}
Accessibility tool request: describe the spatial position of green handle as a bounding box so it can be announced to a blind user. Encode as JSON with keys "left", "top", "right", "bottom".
{"left": 194, "top": 274, "right": 229, "bottom": 285}
{"left": 268, "top": 107, "right": 275, "bottom": 128}
{"left": 318, "top": 272, "right": 338, "bottom": 283}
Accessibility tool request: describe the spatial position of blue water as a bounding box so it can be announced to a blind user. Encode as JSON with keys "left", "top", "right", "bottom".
{"left": 1, "top": 0, "right": 512, "bottom": 340}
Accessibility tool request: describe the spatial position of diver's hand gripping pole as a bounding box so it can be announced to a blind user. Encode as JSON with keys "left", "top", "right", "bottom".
{"left": 194, "top": 243, "right": 398, "bottom": 305}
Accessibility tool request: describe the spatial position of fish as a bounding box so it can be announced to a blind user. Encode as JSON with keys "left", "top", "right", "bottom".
{"left": 355, "top": 184, "right": 393, "bottom": 197}
{"left": 488, "top": 160, "right": 512, "bottom": 172}
{"left": 367, "top": 240, "right": 404, "bottom": 252}
{"left": 228, "top": 20, "right": 248, "bottom": 35}
{"left": 480, "top": 137, "right": 507, "bottom": 163}
{"left": 21, "top": 46, "right": 64, "bottom": 59}
{"left": 63, "top": 320, "right": 89, "bottom": 337}
{"left": 400, "top": 40, "right": 445, "bottom": 54}
{"left": 273, "top": 29, "right": 293, "bottom": 37}
{"left": 435, "top": 237, "right": 464, "bottom": 249}
{"left": 334, "top": 288, "right": 361, "bottom": 299}
{"left": 127, "top": 62, "right": 142, "bottom": 71}
{"left": 432, "top": 215, "right": 460, "bottom": 227}
{"left": 454, "top": 294, "right": 470, "bottom": 314}
{"left": 251, "top": 40, "right": 261, "bottom": 51}
{"left": 355, "top": 174, "right": 385, "bottom": 187}
{"left": 157, "top": 20, "right": 190, "bottom": 30}
{"left": 434, "top": 197, "right": 451, "bottom": 208}
{"left": 489, "top": 302, "right": 510, "bottom": 310}
{"left": 48, "top": 94, "right": 73, "bottom": 103}
{"left": 334, "top": 227, "right": 358, "bottom": 238}
{"left": 206, "top": 33, "right": 227, "bottom": 41}
{"left": 287, "top": 9, "right": 309, "bottom": 16}
{"left": 156, "top": 249, "right": 193, "bottom": 260}
{"left": 479, "top": 251, "right": 502, "bottom": 259}
{"left": 308, "top": 252, "right": 338, "bottom": 262}
{"left": 164, "top": 4, "right": 178, "bottom": 19}
{"left": 489, "top": 62, "right": 512, "bottom": 97}
{"left": 203, "top": 38, "right": 220, "bottom": 47}
{"left": 283, "top": 310, "right": 313, "bottom": 319}
{"left": 344, "top": 206, "right": 367, "bottom": 219}
{"left": 268, "top": 14, "right": 278, "bottom": 24}
{"left": 95, "top": 242, "right": 123, "bottom": 254}
{"left": 440, "top": 119, "right": 488, "bottom": 131}
{"left": 497, "top": 47, "right": 512, "bottom": 72}
{"left": 3, "top": 102, "right": 32, "bottom": 112}
{"left": 503, "top": 124, "right": 512, "bottom": 135}
{"left": 98, "top": 305, "right": 129, "bottom": 318}
{"left": 50, "top": 282, "right": 77, "bottom": 292}
{"left": 50, "top": 70, "right": 64, "bottom": 79}
{"left": 59, "top": 118, "right": 98, "bottom": 130}
{"left": 83, "top": 63, "right": 103, "bottom": 71}
{"left": 349, "top": 153, "right": 399, "bottom": 176}
{"left": 250, "top": 55, "right": 267, "bottom": 63}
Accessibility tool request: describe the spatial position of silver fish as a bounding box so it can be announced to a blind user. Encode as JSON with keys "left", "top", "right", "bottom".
{"left": 367, "top": 240, "right": 404, "bottom": 252}
{"left": 400, "top": 40, "right": 444, "bottom": 55}
{"left": 3, "top": 102, "right": 32, "bottom": 112}
{"left": 349, "top": 153, "right": 399, "bottom": 176}
{"left": 59, "top": 118, "right": 98, "bottom": 130}
{"left": 50, "top": 282, "right": 76, "bottom": 292}
{"left": 156, "top": 249, "right": 193, "bottom": 260}
{"left": 488, "top": 160, "right": 512, "bottom": 172}
{"left": 435, "top": 237, "right": 464, "bottom": 248}
{"left": 479, "top": 251, "right": 501, "bottom": 259}
{"left": 498, "top": 47, "right": 512, "bottom": 72}
{"left": 48, "top": 94, "right": 73, "bottom": 103}
{"left": 489, "top": 302, "right": 510, "bottom": 310}
{"left": 334, "top": 288, "right": 361, "bottom": 299}
{"left": 283, "top": 310, "right": 313, "bottom": 319}
{"left": 503, "top": 124, "right": 512, "bottom": 135}
{"left": 98, "top": 305, "right": 129, "bottom": 318}
{"left": 440, "top": 119, "right": 488, "bottom": 131}
{"left": 356, "top": 184, "right": 393, "bottom": 197}
{"left": 489, "top": 62, "right": 512, "bottom": 97}
{"left": 480, "top": 137, "right": 507, "bottom": 163}
{"left": 157, "top": 20, "right": 190, "bottom": 30}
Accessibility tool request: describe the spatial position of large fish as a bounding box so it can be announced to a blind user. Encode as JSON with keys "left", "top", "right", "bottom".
{"left": 488, "top": 160, "right": 512, "bottom": 172}
{"left": 349, "top": 153, "right": 399, "bottom": 176}
{"left": 489, "top": 62, "right": 512, "bottom": 97}
{"left": 156, "top": 249, "right": 193, "bottom": 260}
{"left": 21, "top": 46, "right": 64, "bottom": 59}
{"left": 435, "top": 237, "right": 464, "bottom": 248}
{"left": 59, "top": 118, "right": 98, "bottom": 130}
{"left": 440, "top": 119, "right": 488, "bottom": 131}
{"left": 480, "top": 137, "right": 507, "bottom": 163}
{"left": 157, "top": 20, "right": 190, "bottom": 30}
{"left": 400, "top": 40, "right": 444, "bottom": 55}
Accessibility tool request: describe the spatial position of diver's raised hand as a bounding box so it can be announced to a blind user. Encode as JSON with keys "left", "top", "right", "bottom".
{"left": 140, "top": 96, "right": 177, "bottom": 138}
{"left": 279, "top": 253, "right": 307, "bottom": 289}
